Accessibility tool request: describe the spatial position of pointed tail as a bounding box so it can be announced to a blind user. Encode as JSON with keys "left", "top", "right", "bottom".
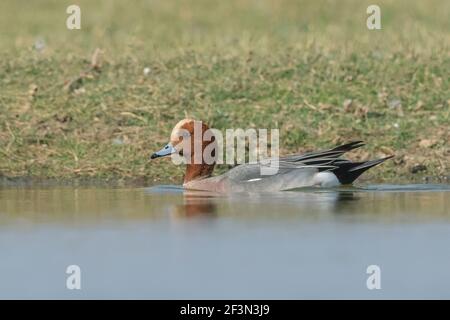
{"left": 332, "top": 155, "right": 394, "bottom": 185}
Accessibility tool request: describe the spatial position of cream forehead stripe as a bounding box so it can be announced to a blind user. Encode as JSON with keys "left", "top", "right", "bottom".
{"left": 170, "top": 119, "right": 194, "bottom": 142}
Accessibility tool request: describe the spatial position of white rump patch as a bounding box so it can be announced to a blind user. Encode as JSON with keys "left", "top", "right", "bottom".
{"left": 312, "top": 172, "right": 340, "bottom": 187}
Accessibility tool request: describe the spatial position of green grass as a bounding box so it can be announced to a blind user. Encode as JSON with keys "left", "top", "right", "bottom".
{"left": 0, "top": 0, "right": 449, "bottom": 184}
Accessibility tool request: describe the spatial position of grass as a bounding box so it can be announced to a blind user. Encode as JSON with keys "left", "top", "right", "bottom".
{"left": 0, "top": 0, "right": 449, "bottom": 184}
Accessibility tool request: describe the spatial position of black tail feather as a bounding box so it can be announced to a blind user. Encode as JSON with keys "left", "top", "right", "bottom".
{"left": 281, "top": 141, "right": 366, "bottom": 164}
{"left": 332, "top": 156, "right": 393, "bottom": 185}
{"left": 279, "top": 141, "right": 392, "bottom": 184}
{"left": 330, "top": 141, "right": 365, "bottom": 152}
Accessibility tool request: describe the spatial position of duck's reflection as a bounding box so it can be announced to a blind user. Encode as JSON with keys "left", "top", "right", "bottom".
{"left": 332, "top": 191, "right": 360, "bottom": 213}
{"left": 172, "top": 190, "right": 218, "bottom": 218}
{"left": 264, "top": 189, "right": 360, "bottom": 214}
{"left": 169, "top": 188, "right": 360, "bottom": 219}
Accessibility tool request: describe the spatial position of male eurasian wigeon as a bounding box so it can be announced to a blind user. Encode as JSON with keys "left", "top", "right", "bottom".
{"left": 151, "top": 119, "right": 393, "bottom": 192}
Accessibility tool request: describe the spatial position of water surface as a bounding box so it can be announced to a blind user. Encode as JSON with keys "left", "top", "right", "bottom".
{"left": 0, "top": 184, "right": 449, "bottom": 299}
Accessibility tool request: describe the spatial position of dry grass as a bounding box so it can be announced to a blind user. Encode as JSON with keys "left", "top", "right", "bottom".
{"left": 0, "top": 0, "right": 449, "bottom": 184}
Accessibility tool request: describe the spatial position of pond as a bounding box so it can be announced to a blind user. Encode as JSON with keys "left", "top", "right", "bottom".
{"left": 0, "top": 184, "right": 449, "bottom": 299}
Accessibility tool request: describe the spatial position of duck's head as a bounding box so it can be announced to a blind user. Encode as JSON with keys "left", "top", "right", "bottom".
{"left": 151, "top": 119, "right": 217, "bottom": 183}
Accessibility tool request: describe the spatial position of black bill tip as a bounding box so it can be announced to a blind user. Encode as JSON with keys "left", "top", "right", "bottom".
{"left": 150, "top": 153, "right": 159, "bottom": 159}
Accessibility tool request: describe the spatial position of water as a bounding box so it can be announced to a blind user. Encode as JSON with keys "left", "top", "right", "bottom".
{"left": 0, "top": 184, "right": 449, "bottom": 299}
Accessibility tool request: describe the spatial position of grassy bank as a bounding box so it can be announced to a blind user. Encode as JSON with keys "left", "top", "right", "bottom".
{"left": 0, "top": 0, "right": 449, "bottom": 184}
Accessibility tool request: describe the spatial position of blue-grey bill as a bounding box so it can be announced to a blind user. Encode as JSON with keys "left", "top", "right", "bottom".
{"left": 151, "top": 143, "right": 176, "bottom": 159}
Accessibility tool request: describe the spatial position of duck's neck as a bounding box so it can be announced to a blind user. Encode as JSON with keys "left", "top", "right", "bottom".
{"left": 184, "top": 163, "right": 215, "bottom": 184}
{"left": 182, "top": 123, "right": 217, "bottom": 184}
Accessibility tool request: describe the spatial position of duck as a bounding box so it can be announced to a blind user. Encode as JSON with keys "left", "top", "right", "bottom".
{"left": 150, "top": 119, "right": 393, "bottom": 193}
